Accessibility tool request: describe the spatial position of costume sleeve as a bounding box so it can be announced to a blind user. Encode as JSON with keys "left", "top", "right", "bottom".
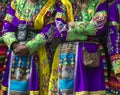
{"left": 55, "top": 0, "right": 108, "bottom": 42}
{"left": 55, "top": 0, "right": 68, "bottom": 41}
{"left": 107, "top": 1, "right": 120, "bottom": 75}
{"left": 2, "top": 0, "right": 56, "bottom": 54}
{"left": 2, "top": 0, "right": 18, "bottom": 49}
{"left": 26, "top": 23, "right": 56, "bottom": 54}
{"left": 55, "top": 0, "right": 88, "bottom": 41}
{"left": 95, "top": 0, "right": 108, "bottom": 35}
{"left": 25, "top": 0, "right": 56, "bottom": 55}
{"left": 70, "top": 0, "right": 108, "bottom": 36}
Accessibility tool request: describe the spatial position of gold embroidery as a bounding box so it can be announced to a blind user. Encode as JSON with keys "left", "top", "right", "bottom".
{"left": 11, "top": 0, "right": 55, "bottom": 29}
{"left": 109, "top": 21, "right": 120, "bottom": 30}
{"left": 83, "top": 46, "right": 100, "bottom": 68}
{"left": 55, "top": 13, "right": 66, "bottom": 21}
{"left": 96, "top": 11, "right": 107, "bottom": 17}
{"left": 11, "top": 0, "right": 21, "bottom": 10}
{"left": 4, "top": 14, "right": 14, "bottom": 23}
{"left": 38, "top": 46, "right": 50, "bottom": 95}
{"left": 114, "top": 68, "right": 120, "bottom": 75}
{"left": 15, "top": 11, "right": 31, "bottom": 21}
{"left": 97, "top": 0, "right": 106, "bottom": 8}
{"left": 99, "top": 0, "right": 106, "bottom": 4}
{"left": 11, "top": 0, "right": 16, "bottom": 10}
{"left": 30, "top": 91, "right": 39, "bottom": 95}
{"left": 76, "top": 90, "right": 106, "bottom": 95}
{"left": 1, "top": 85, "right": 8, "bottom": 91}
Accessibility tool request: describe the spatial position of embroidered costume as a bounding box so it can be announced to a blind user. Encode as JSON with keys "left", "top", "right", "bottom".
{"left": 108, "top": 0, "right": 120, "bottom": 94}
{"left": 49, "top": 0, "right": 109, "bottom": 95}
{"left": 0, "top": 0, "right": 9, "bottom": 92}
{"left": 1, "top": 0, "right": 56, "bottom": 95}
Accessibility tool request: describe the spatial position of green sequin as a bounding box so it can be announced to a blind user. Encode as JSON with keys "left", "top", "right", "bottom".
{"left": 26, "top": 34, "right": 46, "bottom": 54}
{"left": 67, "top": 27, "right": 87, "bottom": 41}
{"left": 67, "top": 0, "right": 105, "bottom": 41}
{"left": 3, "top": 32, "right": 18, "bottom": 49}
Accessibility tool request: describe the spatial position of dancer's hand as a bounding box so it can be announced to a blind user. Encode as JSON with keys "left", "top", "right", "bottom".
{"left": 11, "top": 42, "right": 19, "bottom": 50}
{"left": 68, "top": 22, "right": 76, "bottom": 28}
{"left": 14, "top": 44, "right": 29, "bottom": 56}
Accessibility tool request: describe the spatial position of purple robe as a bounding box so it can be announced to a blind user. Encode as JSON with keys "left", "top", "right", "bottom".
{"left": 49, "top": 0, "right": 109, "bottom": 95}
{"left": 107, "top": 0, "right": 120, "bottom": 94}
{"left": 1, "top": 0, "right": 56, "bottom": 95}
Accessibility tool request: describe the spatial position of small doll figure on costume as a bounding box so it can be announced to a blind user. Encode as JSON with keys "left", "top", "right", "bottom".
{"left": 1, "top": 0, "right": 56, "bottom": 95}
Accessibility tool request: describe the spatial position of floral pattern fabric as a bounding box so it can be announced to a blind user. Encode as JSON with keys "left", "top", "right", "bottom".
{"left": 1, "top": 0, "right": 56, "bottom": 95}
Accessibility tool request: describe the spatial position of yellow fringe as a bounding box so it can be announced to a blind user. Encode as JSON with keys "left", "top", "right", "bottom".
{"left": 38, "top": 46, "right": 50, "bottom": 95}
{"left": 1, "top": 85, "right": 7, "bottom": 91}
{"left": 109, "top": 21, "right": 120, "bottom": 30}
{"left": 76, "top": 90, "right": 106, "bottom": 95}
{"left": 48, "top": 45, "right": 60, "bottom": 94}
{"left": 30, "top": 91, "right": 39, "bottom": 95}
